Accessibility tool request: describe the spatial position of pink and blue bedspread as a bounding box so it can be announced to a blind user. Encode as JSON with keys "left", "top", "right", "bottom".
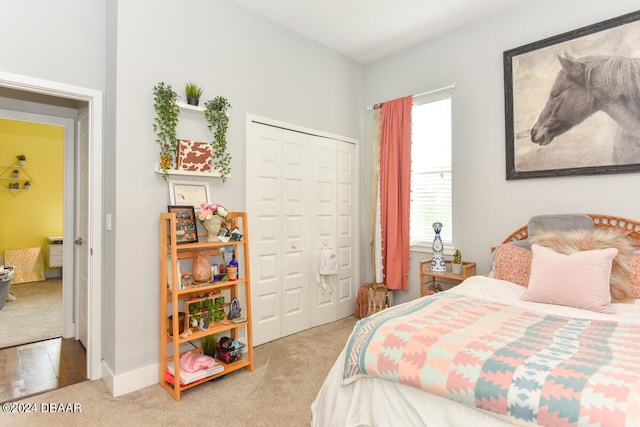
{"left": 342, "top": 293, "right": 640, "bottom": 426}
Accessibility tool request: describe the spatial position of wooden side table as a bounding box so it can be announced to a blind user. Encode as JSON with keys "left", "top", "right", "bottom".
{"left": 420, "top": 260, "right": 476, "bottom": 297}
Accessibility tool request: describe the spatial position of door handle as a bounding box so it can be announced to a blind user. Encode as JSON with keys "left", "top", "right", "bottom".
{"left": 75, "top": 237, "right": 84, "bottom": 245}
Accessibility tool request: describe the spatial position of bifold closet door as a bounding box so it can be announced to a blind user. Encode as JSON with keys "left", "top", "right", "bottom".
{"left": 309, "top": 138, "right": 338, "bottom": 327}
{"left": 247, "top": 119, "right": 357, "bottom": 346}
{"left": 280, "top": 130, "right": 311, "bottom": 337}
{"left": 247, "top": 123, "right": 312, "bottom": 345}
{"left": 307, "top": 137, "right": 356, "bottom": 327}
{"left": 247, "top": 124, "right": 283, "bottom": 345}
{"left": 335, "top": 141, "right": 356, "bottom": 319}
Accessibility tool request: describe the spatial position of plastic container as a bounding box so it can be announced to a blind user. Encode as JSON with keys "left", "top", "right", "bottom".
{"left": 0, "top": 277, "right": 13, "bottom": 311}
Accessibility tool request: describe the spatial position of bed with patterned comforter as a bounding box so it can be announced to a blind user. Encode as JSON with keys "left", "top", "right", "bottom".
{"left": 312, "top": 276, "right": 640, "bottom": 427}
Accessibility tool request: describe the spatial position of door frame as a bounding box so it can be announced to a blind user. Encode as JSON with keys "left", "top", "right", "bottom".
{"left": 0, "top": 71, "right": 103, "bottom": 380}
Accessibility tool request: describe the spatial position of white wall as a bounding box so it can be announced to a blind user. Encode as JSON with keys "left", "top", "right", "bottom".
{"left": 0, "top": 0, "right": 362, "bottom": 393}
{"left": 0, "top": 0, "right": 106, "bottom": 91}
{"left": 109, "top": 0, "right": 363, "bottom": 381}
{"left": 362, "top": 0, "right": 640, "bottom": 305}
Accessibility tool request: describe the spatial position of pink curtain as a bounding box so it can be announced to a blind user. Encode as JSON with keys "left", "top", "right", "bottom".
{"left": 379, "top": 96, "right": 412, "bottom": 290}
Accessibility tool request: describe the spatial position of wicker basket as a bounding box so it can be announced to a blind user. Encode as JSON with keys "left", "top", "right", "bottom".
{"left": 368, "top": 283, "right": 392, "bottom": 316}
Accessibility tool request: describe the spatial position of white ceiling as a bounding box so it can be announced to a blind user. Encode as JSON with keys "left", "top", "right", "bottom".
{"left": 231, "top": 0, "right": 532, "bottom": 63}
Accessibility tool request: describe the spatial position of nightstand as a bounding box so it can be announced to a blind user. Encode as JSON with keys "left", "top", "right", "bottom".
{"left": 420, "top": 260, "right": 476, "bottom": 297}
{"left": 47, "top": 236, "right": 63, "bottom": 268}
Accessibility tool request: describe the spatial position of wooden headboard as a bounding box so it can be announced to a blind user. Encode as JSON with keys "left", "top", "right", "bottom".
{"left": 501, "top": 214, "right": 640, "bottom": 251}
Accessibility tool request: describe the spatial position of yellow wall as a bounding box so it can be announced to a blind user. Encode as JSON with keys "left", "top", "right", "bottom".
{"left": 0, "top": 118, "right": 64, "bottom": 271}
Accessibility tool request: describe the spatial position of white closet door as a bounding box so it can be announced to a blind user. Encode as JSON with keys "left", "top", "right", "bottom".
{"left": 281, "top": 131, "right": 311, "bottom": 336}
{"left": 336, "top": 141, "right": 357, "bottom": 319}
{"left": 247, "top": 116, "right": 358, "bottom": 345}
{"left": 247, "top": 124, "right": 283, "bottom": 345}
{"left": 309, "top": 137, "right": 338, "bottom": 327}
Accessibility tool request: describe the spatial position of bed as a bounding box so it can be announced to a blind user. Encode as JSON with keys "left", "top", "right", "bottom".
{"left": 311, "top": 214, "right": 640, "bottom": 427}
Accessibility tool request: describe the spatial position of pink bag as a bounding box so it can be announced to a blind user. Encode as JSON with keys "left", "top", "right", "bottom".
{"left": 180, "top": 350, "right": 216, "bottom": 373}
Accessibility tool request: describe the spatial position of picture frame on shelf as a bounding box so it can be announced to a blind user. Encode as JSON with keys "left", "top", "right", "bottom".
{"left": 168, "top": 180, "right": 211, "bottom": 209}
{"left": 167, "top": 205, "right": 198, "bottom": 244}
{"left": 503, "top": 10, "right": 640, "bottom": 180}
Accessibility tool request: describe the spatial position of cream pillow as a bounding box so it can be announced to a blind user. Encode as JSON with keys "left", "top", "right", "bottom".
{"left": 521, "top": 244, "right": 618, "bottom": 314}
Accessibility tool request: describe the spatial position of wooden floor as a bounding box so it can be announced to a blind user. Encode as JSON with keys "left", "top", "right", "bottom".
{"left": 0, "top": 337, "right": 86, "bottom": 403}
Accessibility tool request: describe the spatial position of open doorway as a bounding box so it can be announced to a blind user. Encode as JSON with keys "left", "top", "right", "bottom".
{"left": 0, "top": 114, "right": 82, "bottom": 401}
{"left": 0, "top": 72, "right": 103, "bottom": 386}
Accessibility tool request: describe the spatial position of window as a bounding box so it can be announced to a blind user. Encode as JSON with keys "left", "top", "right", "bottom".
{"left": 410, "top": 91, "right": 453, "bottom": 253}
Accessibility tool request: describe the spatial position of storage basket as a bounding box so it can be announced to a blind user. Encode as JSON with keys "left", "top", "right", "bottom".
{"left": 367, "top": 283, "right": 392, "bottom": 316}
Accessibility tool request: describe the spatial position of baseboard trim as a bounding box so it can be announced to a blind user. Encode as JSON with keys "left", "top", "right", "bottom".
{"left": 101, "top": 361, "right": 158, "bottom": 397}
{"left": 45, "top": 269, "right": 62, "bottom": 279}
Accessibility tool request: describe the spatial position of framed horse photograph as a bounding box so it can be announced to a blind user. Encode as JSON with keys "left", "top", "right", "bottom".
{"left": 503, "top": 10, "right": 640, "bottom": 180}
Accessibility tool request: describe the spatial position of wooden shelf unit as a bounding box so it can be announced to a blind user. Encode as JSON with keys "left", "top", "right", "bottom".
{"left": 419, "top": 260, "right": 476, "bottom": 297}
{"left": 159, "top": 211, "right": 253, "bottom": 401}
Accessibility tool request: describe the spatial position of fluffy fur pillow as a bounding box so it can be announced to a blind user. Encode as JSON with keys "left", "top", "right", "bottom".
{"left": 631, "top": 254, "right": 640, "bottom": 299}
{"left": 529, "top": 228, "right": 634, "bottom": 302}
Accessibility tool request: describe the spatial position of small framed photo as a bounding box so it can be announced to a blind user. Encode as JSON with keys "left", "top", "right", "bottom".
{"left": 167, "top": 205, "right": 198, "bottom": 244}
{"left": 168, "top": 180, "right": 211, "bottom": 209}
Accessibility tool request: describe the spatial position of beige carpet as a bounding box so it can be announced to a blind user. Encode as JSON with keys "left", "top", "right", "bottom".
{"left": 0, "top": 278, "right": 62, "bottom": 348}
{"left": 1, "top": 315, "right": 358, "bottom": 427}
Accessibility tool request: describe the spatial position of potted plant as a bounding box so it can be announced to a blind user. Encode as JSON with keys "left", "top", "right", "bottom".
{"left": 152, "top": 82, "right": 180, "bottom": 179}
{"left": 201, "top": 335, "right": 216, "bottom": 358}
{"left": 11, "top": 169, "right": 19, "bottom": 178}
{"left": 16, "top": 154, "right": 26, "bottom": 167}
{"left": 204, "top": 96, "right": 232, "bottom": 182}
{"left": 452, "top": 249, "right": 463, "bottom": 274}
{"left": 23, "top": 181, "right": 30, "bottom": 190}
{"left": 185, "top": 81, "right": 203, "bottom": 106}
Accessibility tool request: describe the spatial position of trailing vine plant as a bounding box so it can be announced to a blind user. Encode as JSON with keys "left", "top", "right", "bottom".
{"left": 152, "top": 82, "right": 180, "bottom": 179}
{"left": 204, "top": 96, "right": 232, "bottom": 182}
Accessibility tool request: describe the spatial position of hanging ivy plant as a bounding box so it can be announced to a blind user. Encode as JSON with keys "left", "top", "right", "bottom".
{"left": 152, "top": 82, "right": 180, "bottom": 179}
{"left": 204, "top": 96, "right": 232, "bottom": 182}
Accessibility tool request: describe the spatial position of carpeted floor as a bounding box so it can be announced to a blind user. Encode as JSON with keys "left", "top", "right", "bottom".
{"left": 0, "top": 278, "right": 62, "bottom": 348}
{"left": 0, "top": 315, "right": 358, "bottom": 427}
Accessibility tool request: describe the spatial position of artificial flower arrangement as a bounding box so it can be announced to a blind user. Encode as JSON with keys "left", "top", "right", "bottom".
{"left": 198, "top": 203, "right": 228, "bottom": 221}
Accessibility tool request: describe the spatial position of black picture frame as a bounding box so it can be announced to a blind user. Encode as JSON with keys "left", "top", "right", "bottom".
{"left": 504, "top": 10, "right": 640, "bottom": 180}
{"left": 167, "top": 205, "right": 198, "bottom": 244}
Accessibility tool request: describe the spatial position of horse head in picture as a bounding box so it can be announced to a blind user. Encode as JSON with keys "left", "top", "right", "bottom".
{"left": 530, "top": 54, "right": 640, "bottom": 163}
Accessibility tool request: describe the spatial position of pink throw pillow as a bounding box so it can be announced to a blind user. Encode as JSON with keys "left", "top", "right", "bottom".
{"left": 521, "top": 244, "right": 618, "bottom": 314}
{"left": 492, "top": 244, "right": 532, "bottom": 287}
{"left": 530, "top": 229, "right": 634, "bottom": 302}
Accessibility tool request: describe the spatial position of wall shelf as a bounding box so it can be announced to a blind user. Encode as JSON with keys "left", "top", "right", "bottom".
{"left": 177, "top": 100, "right": 205, "bottom": 113}
{"left": 176, "top": 101, "right": 231, "bottom": 118}
{"left": 0, "top": 161, "right": 33, "bottom": 196}
{"left": 154, "top": 162, "right": 222, "bottom": 178}
{"left": 154, "top": 101, "right": 230, "bottom": 179}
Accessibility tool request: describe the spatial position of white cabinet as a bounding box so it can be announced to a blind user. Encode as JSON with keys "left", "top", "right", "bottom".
{"left": 47, "top": 236, "right": 63, "bottom": 268}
